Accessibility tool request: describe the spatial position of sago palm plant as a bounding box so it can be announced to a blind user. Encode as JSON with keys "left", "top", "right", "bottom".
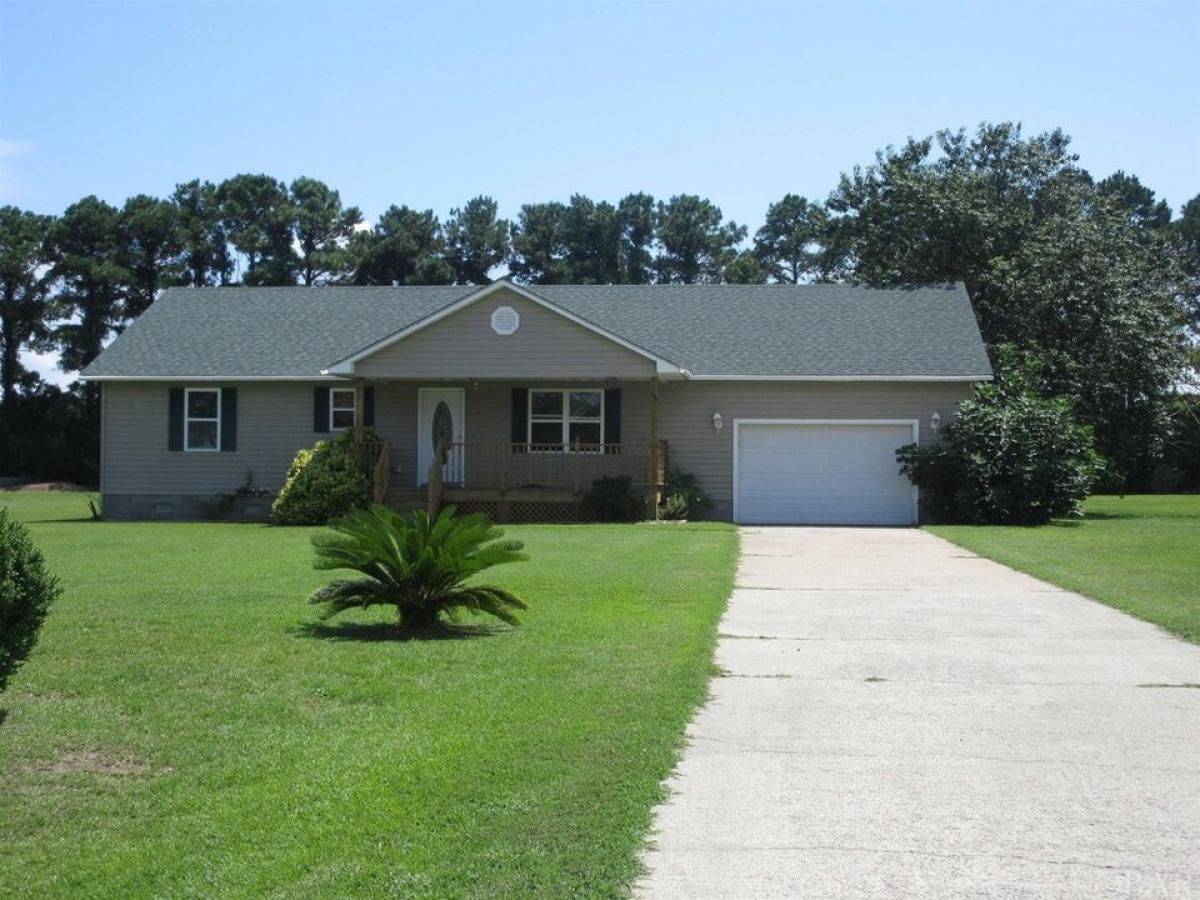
{"left": 307, "top": 504, "right": 528, "bottom": 629}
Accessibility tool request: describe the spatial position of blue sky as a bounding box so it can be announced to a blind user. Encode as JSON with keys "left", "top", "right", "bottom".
{"left": 1, "top": 0, "right": 1198, "bottom": 382}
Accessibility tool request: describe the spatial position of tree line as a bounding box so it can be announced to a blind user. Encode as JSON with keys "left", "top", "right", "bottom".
{"left": 2, "top": 122, "right": 1198, "bottom": 490}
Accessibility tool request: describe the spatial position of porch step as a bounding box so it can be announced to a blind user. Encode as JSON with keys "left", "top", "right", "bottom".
{"left": 382, "top": 488, "right": 426, "bottom": 513}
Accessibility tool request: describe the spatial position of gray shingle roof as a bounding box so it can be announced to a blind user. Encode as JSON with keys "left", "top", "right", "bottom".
{"left": 82, "top": 282, "right": 992, "bottom": 379}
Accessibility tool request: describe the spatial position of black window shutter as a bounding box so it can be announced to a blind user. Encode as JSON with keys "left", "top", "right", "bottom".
{"left": 313, "top": 387, "right": 330, "bottom": 433}
{"left": 220, "top": 387, "right": 237, "bottom": 451}
{"left": 604, "top": 388, "right": 622, "bottom": 453}
{"left": 168, "top": 387, "right": 184, "bottom": 451}
{"left": 364, "top": 386, "right": 375, "bottom": 427}
{"left": 510, "top": 387, "right": 528, "bottom": 451}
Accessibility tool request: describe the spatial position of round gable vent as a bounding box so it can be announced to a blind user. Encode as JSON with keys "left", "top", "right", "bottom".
{"left": 490, "top": 305, "right": 520, "bottom": 335}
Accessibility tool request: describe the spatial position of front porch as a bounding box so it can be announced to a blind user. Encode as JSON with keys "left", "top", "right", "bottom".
{"left": 347, "top": 379, "right": 666, "bottom": 523}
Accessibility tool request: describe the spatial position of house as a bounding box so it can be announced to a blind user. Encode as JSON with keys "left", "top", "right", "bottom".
{"left": 80, "top": 279, "right": 993, "bottom": 525}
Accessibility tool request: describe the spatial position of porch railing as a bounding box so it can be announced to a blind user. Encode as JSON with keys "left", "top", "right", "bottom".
{"left": 434, "top": 441, "right": 659, "bottom": 495}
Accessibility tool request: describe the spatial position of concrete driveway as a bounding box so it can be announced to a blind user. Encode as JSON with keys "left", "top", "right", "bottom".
{"left": 637, "top": 527, "right": 1200, "bottom": 899}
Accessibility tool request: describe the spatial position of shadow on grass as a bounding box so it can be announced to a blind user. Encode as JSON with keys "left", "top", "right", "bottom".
{"left": 0, "top": 709, "right": 7, "bottom": 727}
{"left": 293, "top": 620, "right": 508, "bottom": 642}
{"left": 3, "top": 514, "right": 99, "bottom": 524}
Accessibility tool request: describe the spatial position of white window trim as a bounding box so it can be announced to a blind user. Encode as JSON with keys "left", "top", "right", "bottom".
{"left": 184, "top": 387, "right": 221, "bottom": 453}
{"left": 329, "top": 387, "right": 357, "bottom": 432}
{"left": 527, "top": 388, "right": 605, "bottom": 453}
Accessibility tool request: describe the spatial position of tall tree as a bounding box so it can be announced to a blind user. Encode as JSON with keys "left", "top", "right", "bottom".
{"left": 753, "top": 194, "right": 828, "bottom": 283}
{"left": 827, "top": 124, "right": 1083, "bottom": 286}
{"left": 561, "top": 195, "right": 622, "bottom": 284}
{"left": 986, "top": 179, "right": 1187, "bottom": 483}
{"left": 49, "top": 196, "right": 130, "bottom": 373}
{"left": 1173, "top": 193, "right": 1200, "bottom": 336}
{"left": 1177, "top": 194, "right": 1200, "bottom": 271}
{"left": 217, "top": 174, "right": 297, "bottom": 285}
{"left": 826, "top": 122, "right": 1190, "bottom": 487}
{"left": 508, "top": 202, "right": 569, "bottom": 284}
{"left": 172, "top": 180, "right": 233, "bottom": 287}
{"left": 0, "top": 207, "right": 56, "bottom": 407}
{"left": 444, "top": 196, "right": 509, "bottom": 284}
{"left": 617, "top": 193, "right": 657, "bottom": 285}
{"left": 654, "top": 195, "right": 746, "bottom": 284}
{"left": 118, "top": 194, "right": 182, "bottom": 317}
{"left": 722, "top": 250, "right": 767, "bottom": 284}
{"left": 351, "top": 206, "right": 453, "bottom": 285}
{"left": 1096, "top": 171, "right": 1171, "bottom": 229}
{"left": 290, "top": 177, "right": 362, "bottom": 285}
{"left": 510, "top": 196, "right": 635, "bottom": 284}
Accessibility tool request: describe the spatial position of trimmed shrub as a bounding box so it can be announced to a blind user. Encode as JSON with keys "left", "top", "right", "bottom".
{"left": 272, "top": 430, "right": 375, "bottom": 525}
{"left": 896, "top": 355, "right": 1103, "bottom": 525}
{"left": 585, "top": 476, "right": 645, "bottom": 522}
{"left": 1, "top": 508, "right": 61, "bottom": 693}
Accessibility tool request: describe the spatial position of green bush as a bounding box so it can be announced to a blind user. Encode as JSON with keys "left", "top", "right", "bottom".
{"left": 896, "top": 353, "right": 1103, "bottom": 525}
{"left": 0, "top": 508, "right": 61, "bottom": 693}
{"left": 660, "top": 466, "right": 712, "bottom": 520}
{"left": 585, "top": 475, "right": 645, "bottom": 522}
{"left": 272, "top": 430, "right": 375, "bottom": 525}
{"left": 308, "top": 504, "right": 528, "bottom": 630}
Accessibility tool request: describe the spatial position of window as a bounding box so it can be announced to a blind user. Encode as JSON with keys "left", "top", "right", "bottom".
{"left": 185, "top": 388, "right": 220, "bottom": 451}
{"left": 528, "top": 389, "right": 603, "bottom": 451}
{"left": 330, "top": 388, "right": 356, "bottom": 430}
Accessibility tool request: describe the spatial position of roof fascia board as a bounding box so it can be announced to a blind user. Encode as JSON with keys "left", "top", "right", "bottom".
{"left": 323, "top": 279, "right": 681, "bottom": 375}
{"left": 81, "top": 374, "right": 345, "bottom": 382}
{"left": 682, "top": 374, "right": 993, "bottom": 382}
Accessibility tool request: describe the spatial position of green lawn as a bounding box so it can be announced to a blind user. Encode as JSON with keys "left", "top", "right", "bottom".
{"left": 929, "top": 494, "right": 1200, "bottom": 643}
{"left": 0, "top": 493, "right": 738, "bottom": 899}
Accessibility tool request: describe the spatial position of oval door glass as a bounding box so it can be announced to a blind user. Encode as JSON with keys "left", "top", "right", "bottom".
{"left": 432, "top": 400, "right": 453, "bottom": 457}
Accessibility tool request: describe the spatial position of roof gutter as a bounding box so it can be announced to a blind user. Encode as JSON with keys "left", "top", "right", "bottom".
{"left": 679, "top": 374, "right": 993, "bottom": 382}
{"left": 80, "top": 374, "right": 344, "bottom": 382}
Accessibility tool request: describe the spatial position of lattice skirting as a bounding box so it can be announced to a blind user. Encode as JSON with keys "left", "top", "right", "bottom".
{"left": 452, "top": 500, "right": 500, "bottom": 520}
{"left": 509, "top": 501, "right": 581, "bottom": 524}
{"left": 437, "top": 499, "right": 585, "bottom": 524}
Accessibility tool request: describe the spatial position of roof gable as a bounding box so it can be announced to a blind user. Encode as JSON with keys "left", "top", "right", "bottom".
{"left": 352, "top": 287, "right": 657, "bottom": 380}
{"left": 324, "top": 280, "right": 681, "bottom": 376}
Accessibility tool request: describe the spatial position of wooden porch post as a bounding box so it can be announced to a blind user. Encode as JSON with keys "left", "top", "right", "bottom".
{"left": 647, "top": 376, "right": 660, "bottom": 520}
{"left": 353, "top": 376, "right": 365, "bottom": 443}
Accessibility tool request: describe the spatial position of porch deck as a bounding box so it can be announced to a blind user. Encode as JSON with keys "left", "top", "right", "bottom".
{"left": 367, "top": 440, "right": 666, "bottom": 523}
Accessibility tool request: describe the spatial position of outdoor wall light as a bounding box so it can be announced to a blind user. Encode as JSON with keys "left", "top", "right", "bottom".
{"left": 712, "top": 411, "right": 724, "bottom": 432}
{"left": 930, "top": 410, "right": 942, "bottom": 432}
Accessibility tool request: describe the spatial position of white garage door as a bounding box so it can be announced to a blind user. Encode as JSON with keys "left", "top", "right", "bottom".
{"left": 735, "top": 421, "right": 917, "bottom": 525}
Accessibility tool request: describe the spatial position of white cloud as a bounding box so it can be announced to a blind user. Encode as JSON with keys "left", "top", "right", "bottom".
{"left": 19, "top": 349, "right": 75, "bottom": 389}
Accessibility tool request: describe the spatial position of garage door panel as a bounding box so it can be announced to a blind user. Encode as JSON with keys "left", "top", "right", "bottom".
{"left": 736, "top": 423, "right": 915, "bottom": 525}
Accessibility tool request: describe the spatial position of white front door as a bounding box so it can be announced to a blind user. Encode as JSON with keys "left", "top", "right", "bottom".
{"left": 417, "top": 388, "right": 466, "bottom": 485}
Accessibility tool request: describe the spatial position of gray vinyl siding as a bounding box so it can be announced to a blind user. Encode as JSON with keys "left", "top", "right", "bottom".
{"left": 101, "top": 378, "right": 654, "bottom": 515}
{"left": 102, "top": 381, "right": 332, "bottom": 497}
{"left": 101, "top": 376, "right": 977, "bottom": 522}
{"left": 354, "top": 289, "right": 655, "bottom": 380}
{"left": 658, "top": 380, "right": 976, "bottom": 521}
